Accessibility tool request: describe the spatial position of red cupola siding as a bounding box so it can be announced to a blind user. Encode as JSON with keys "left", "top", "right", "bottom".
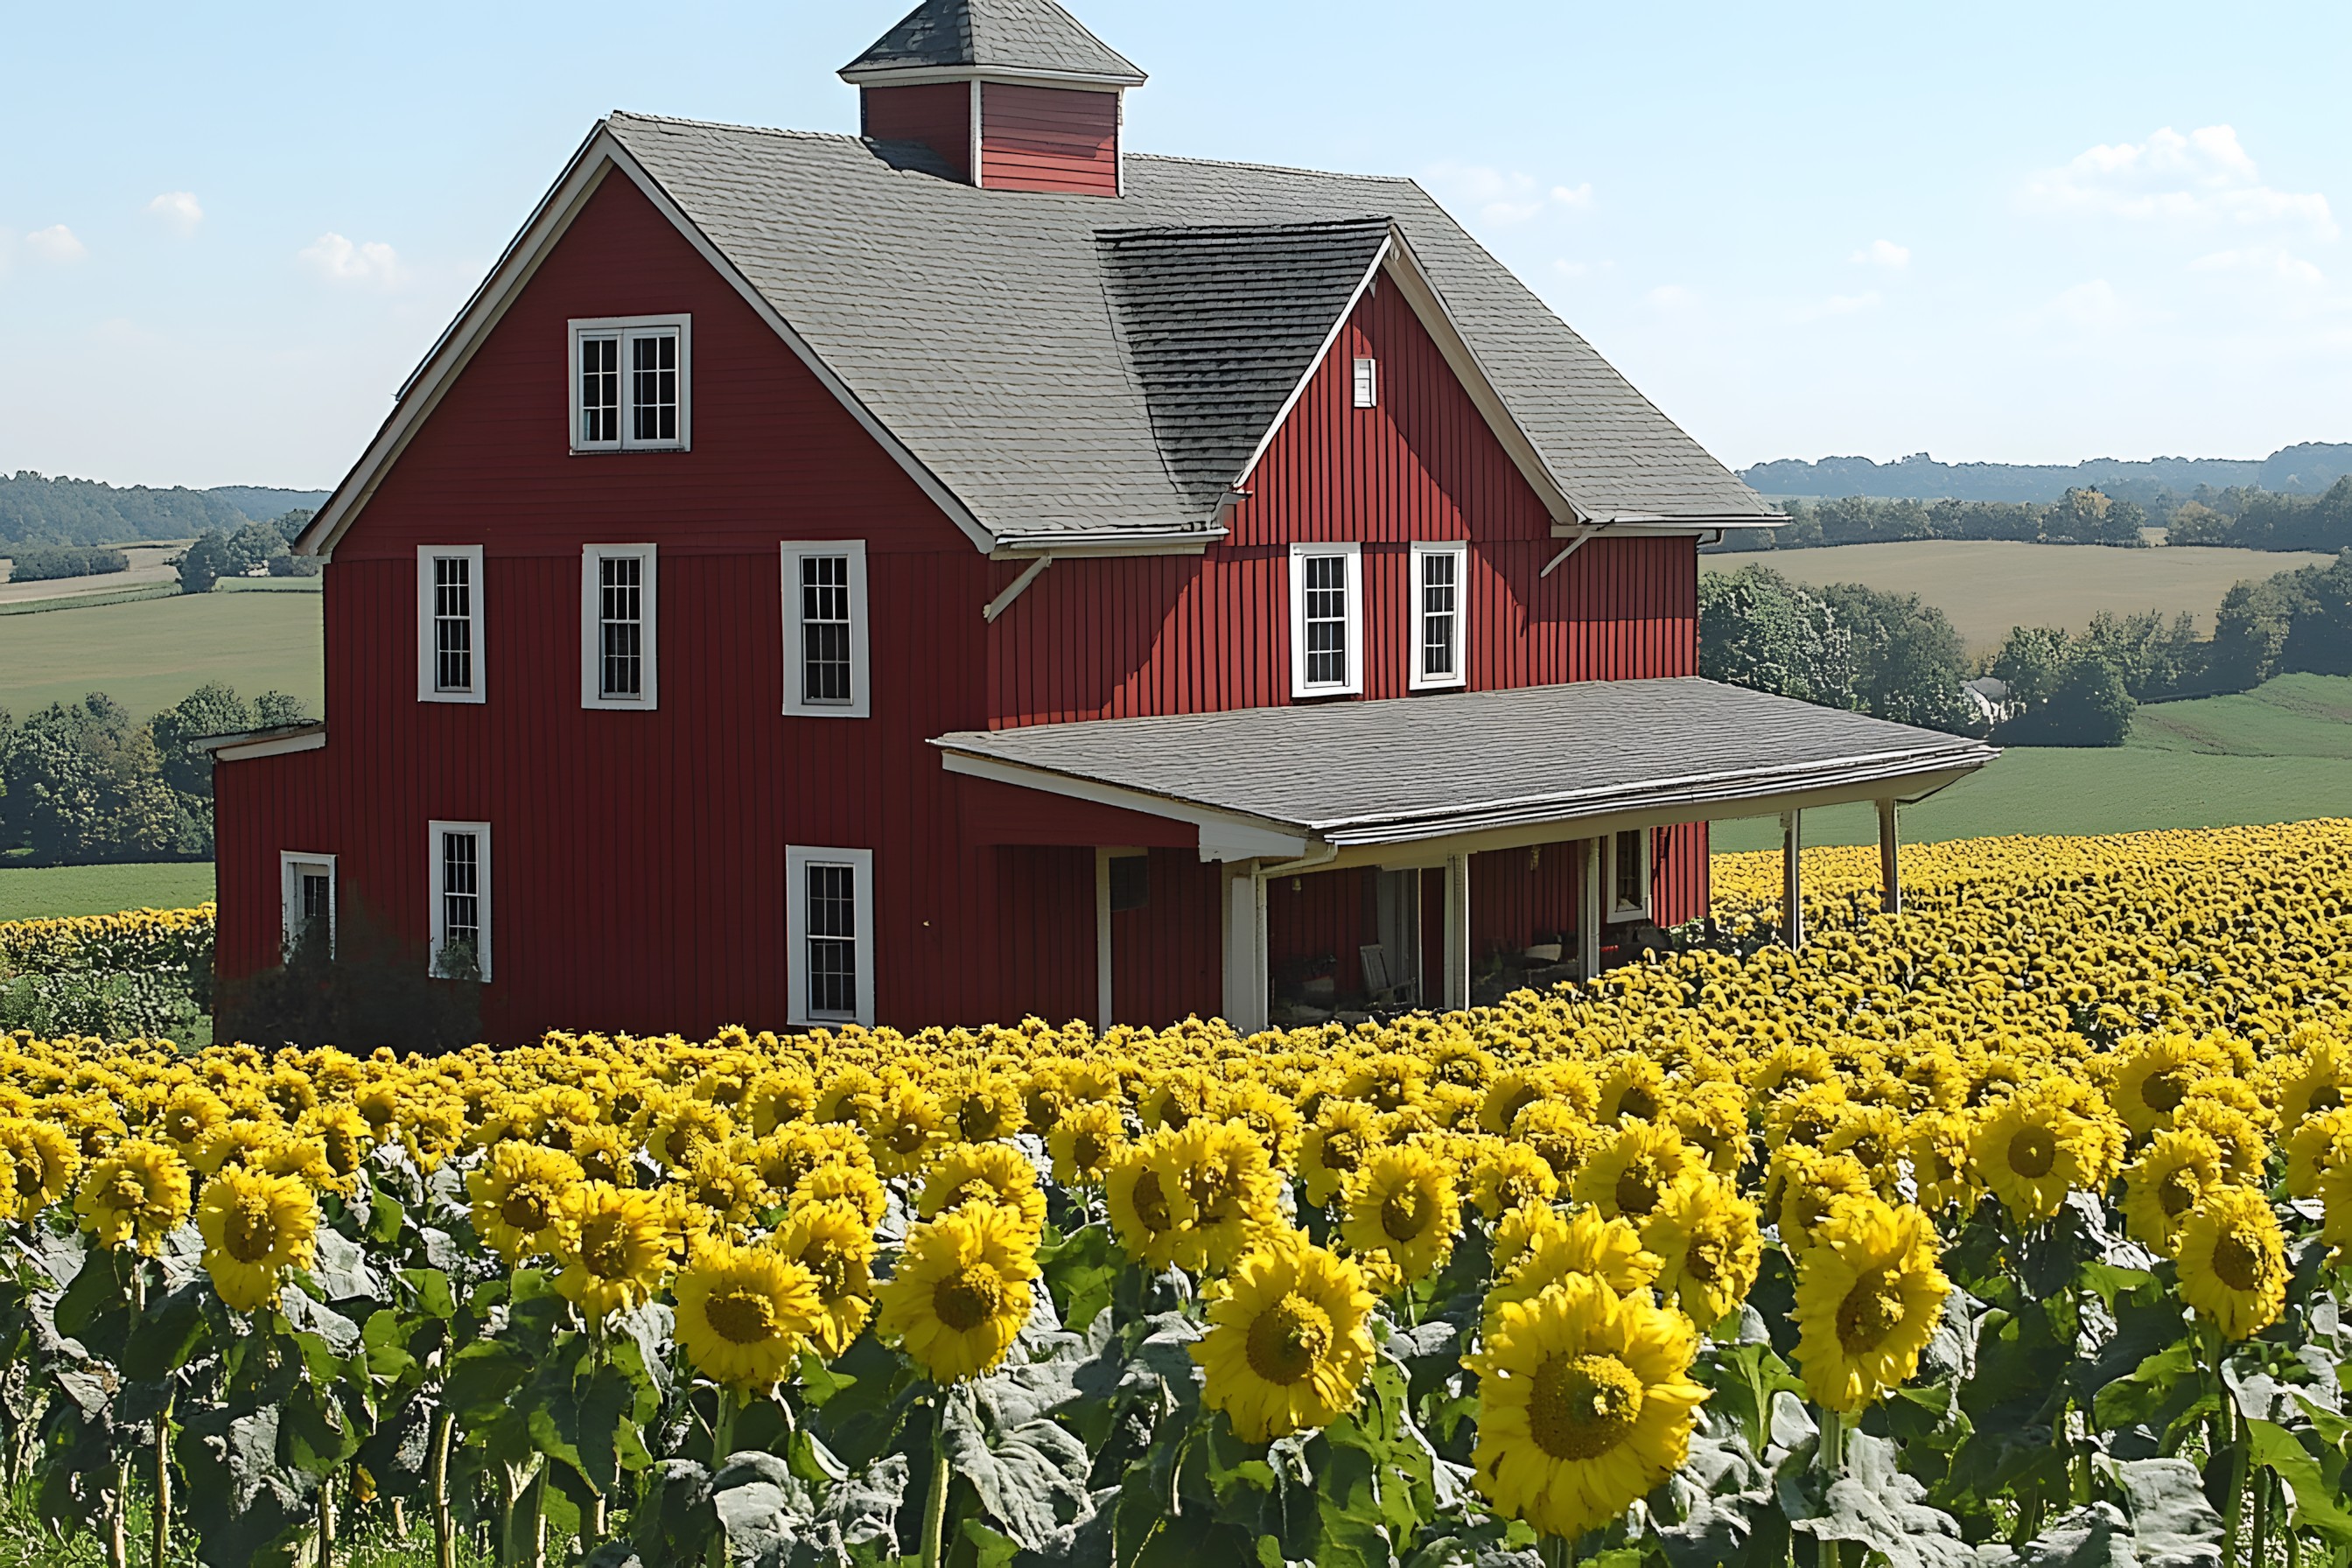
{"left": 840, "top": 0, "right": 1141, "bottom": 194}
{"left": 209, "top": 0, "right": 1995, "bottom": 1044}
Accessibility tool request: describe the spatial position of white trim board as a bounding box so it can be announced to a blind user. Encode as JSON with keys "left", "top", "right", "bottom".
{"left": 781, "top": 541, "right": 871, "bottom": 718}
{"left": 580, "top": 544, "right": 660, "bottom": 710}
{"left": 279, "top": 851, "right": 337, "bottom": 959}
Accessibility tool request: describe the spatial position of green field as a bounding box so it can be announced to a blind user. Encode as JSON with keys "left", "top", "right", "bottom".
{"left": 0, "top": 587, "right": 322, "bottom": 720}
{"left": 1712, "top": 672, "right": 2352, "bottom": 851}
{"left": 1702, "top": 539, "right": 2331, "bottom": 651}
{"left": 0, "top": 861, "right": 215, "bottom": 921}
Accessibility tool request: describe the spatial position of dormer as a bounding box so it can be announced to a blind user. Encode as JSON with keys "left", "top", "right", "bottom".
{"left": 841, "top": 0, "right": 1145, "bottom": 195}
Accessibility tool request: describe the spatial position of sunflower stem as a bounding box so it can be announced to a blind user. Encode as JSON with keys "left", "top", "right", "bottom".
{"left": 431, "top": 1405, "right": 456, "bottom": 1568}
{"left": 2252, "top": 1463, "right": 2271, "bottom": 1568}
{"left": 1817, "top": 1408, "right": 1844, "bottom": 1568}
{"left": 920, "top": 1391, "right": 953, "bottom": 1568}
{"left": 151, "top": 1391, "right": 173, "bottom": 1568}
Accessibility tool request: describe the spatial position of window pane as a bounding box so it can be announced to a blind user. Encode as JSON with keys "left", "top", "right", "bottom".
{"left": 442, "top": 832, "right": 480, "bottom": 967}
{"left": 1615, "top": 830, "right": 1643, "bottom": 910}
{"left": 599, "top": 555, "right": 642, "bottom": 698}
{"left": 806, "top": 863, "right": 858, "bottom": 1016}
{"left": 301, "top": 872, "right": 330, "bottom": 924}
{"left": 1303, "top": 554, "right": 1348, "bottom": 687}
{"left": 1420, "top": 551, "right": 1456, "bottom": 679}
{"left": 433, "top": 556, "right": 472, "bottom": 691}
{"left": 630, "top": 332, "right": 679, "bottom": 443}
{"left": 580, "top": 336, "right": 620, "bottom": 444}
{"left": 799, "top": 555, "right": 853, "bottom": 704}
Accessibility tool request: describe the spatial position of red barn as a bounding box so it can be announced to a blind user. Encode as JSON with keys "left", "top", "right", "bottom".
{"left": 208, "top": 0, "right": 1993, "bottom": 1039}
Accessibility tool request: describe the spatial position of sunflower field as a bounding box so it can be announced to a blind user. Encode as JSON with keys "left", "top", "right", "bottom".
{"left": 10, "top": 821, "right": 2352, "bottom": 1568}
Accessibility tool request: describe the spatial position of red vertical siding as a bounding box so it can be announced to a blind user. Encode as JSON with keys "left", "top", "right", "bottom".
{"left": 861, "top": 83, "right": 972, "bottom": 182}
{"left": 978, "top": 84, "right": 1119, "bottom": 195}
{"left": 1110, "top": 850, "right": 1223, "bottom": 1024}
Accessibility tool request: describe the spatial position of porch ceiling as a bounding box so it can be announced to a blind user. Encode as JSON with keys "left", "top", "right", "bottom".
{"left": 933, "top": 677, "right": 1997, "bottom": 850}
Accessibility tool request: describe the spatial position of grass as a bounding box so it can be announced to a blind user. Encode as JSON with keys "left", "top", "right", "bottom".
{"left": 1702, "top": 539, "right": 2334, "bottom": 651}
{"left": 0, "top": 588, "right": 321, "bottom": 719}
{"left": 2132, "top": 672, "right": 2352, "bottom": 758}
{"left": 0, "top": 862, "right": 214, "bottom": 921}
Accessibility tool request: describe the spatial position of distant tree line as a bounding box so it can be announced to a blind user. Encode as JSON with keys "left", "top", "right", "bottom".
{"left": 173, "top": 508, "right": 318, "bottom": 592}
{"left": 3, "top": 545, "right": 129, "bottom": 582}
{"left": 1699, "top": 570, "right": 1982, "bottom": 734}
{"left": 2163, "top": 476, "right": 2352, "bottom": 553}
{"left": 0, "top": 683, "right": 311, "bottom": 864}
{"left": 1738, "top": 441, "right": 2352, "bottom": 505}
{"left": 1712, "top": 487, "right": 2150, "bottom": 552}
{"left": 0, "top": 472, "right": 326, "bottom": 550}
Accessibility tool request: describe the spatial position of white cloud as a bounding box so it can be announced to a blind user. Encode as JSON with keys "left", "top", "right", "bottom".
{"left": 2025, "top": 125, "right": 2337, "bottom": 240}
{"left": 1790, "top": 291, "right": 1882, "bottom": 322}
{"left": 1645, "top": 284, "right": 1698, "bottom": 311}
{"left": 1851, "top": 239, "right": 1910, "bottom": 269}
{"left": 24, "top": 225, "right": 87, "bottom": 262}
{"left": 298, "top": 232, "right": 402, "bottom": 287}
{"left": 146, "top": 192, "right": 203, "bottom": 234}
{"left": 2188, "top": 246, "right": 2326, "bottom": 286}
{"left": 2050, "top": 279, "right": 2129, "bottom": 327}
{"left": 1423, "top": 162, "right": 1594, "bottom": 226}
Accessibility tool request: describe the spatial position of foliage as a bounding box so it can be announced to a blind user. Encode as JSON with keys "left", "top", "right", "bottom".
{"left": 1738, "top": 443, "right": 2352, "bottom": 509}
{"left": 2169, "top": 476, "right": 2352, "bottom": 553}
{"left": 0, "top": 902, "right": 212, "bottom": 1039}
{"left": 0, "top": 473, "right": 260, "bottom": 550}
{"left": 4, "top": 546, "right": 130, "bottom": 584}
{"left": 7, "top": 823, "right": 2352, "bottom": 1565}
{"left": 1992, "top": 655, "right": 2134, "bottom": 746}
{"left": 1715, "top": 488, "right": 2148, "bottom": 552}
{"left": 175, "top": 522, "right": 292, "bottom": 594}
{"left": 1699, "top": 564, "right": 1980, "bottom": 734}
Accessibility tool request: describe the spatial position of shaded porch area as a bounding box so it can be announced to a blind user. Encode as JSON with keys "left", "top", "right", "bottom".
{"left": 938, "top": 676, "right": 1997, "bottom": 1032}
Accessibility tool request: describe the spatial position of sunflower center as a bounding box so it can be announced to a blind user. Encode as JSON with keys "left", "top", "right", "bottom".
{"left": 2143, "top": 1069, "right": 2190, "bottom": 1114}
{"left": 1685, "top": 1236, "right": 1722, "bottom": 1283}
{"left": 2212, "top": 1232, "right": 2264, "bottom": 1293}
{"left": 1073, "top": 1130, "right": 1110, "bottom": 1172}
{"left": 804, "top": 1243, "right": 850, "bottom": 1298}
{"left": 1242, "top": 1292, "right": 1334, "bottom": 1385}
{"left": 2157, "top": 1165, "right": 2202, "bottom": 1217}
{"left": 501, "top": 1188, "right": 554, "bottom": 1234}
{"left": 704, "top": 1285, "right": 780, "bottom": 1345}
{"left": 1323, "top": 1130, "right": 1364, "bottom": 1172}
{"left": 580, "top": 1216, "right": 636, "bottom": 1279}
{"left": 1527, "top": 1353, "right": 1645, "bottom": 1461}
{"left": 1618, "top": 1086, "right": 1658, "bottom": 1122}
{"left": 223, "top": 1194, "right": 282, "bottom": 1264}
{"left": 2007, "top": 1125, "right": 2057, "bottom": 1180}
{"left": 934, "top": 1264, "right": 1005, "bottom": 1333}
{"left": 1380, "top": 1184, "right": 1431, "bottom": 1243}
{"left": 1130, "top": 1169, "right": 1172, "bottom": 1233}
{"left": 888, "top": 1119, "right": 930, "bottom": 1155}
{"left": 1834, "top": 1268, "right": 1908, "bottom": 1353}
{"left": 696, "top": 1180, "right": 736, "bottom": 1211}
{"left": 1614, "top": 1162, "right": 1662, "bottom": 1218}
{"left": 1495, "top": 1085, "right": 1540, "bottom": 1126}
{"left": 2313, "top": 1084, "right": 2344, "bottom": 1115}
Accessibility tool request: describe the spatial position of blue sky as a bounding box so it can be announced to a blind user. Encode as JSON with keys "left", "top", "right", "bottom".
{"left": 4, "top": 0, "right": 2348, "bottom": 489}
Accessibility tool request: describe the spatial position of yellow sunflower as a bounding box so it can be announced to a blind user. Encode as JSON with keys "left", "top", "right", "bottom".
{"left": 2110, "top": 1032, "right": 2230, "bottom": 1138}
{"left": 674, "top": 1240, "right": 825, "bottom": 1391}
{"left": 554, "top": 1182, "right": 675, "bottom": 1319}
{"left": 1191, "top": 1234, "right": 1376, "bottom": 1442}
{"left": 1903, "top": 1110, "right": 1982, "bottom": 1214}
{"left": 466, "top": 1142, "right": 584, "bottom": 1263}
{"left": 74, "top": 1138, "right": 191, "bottom": 1254}
{"left": 1469, "top": 1143, "right": 1560, "bottom": 1221}
{"left": 1789, "top": 1196, "right": 1950, "bottom": 1414}
{"left": 2121, "top": 1128, "right": 2227, "bottom": 1256}
{"left": 2174, "top": 1186, "right": 2287, "bottom": 1341}
{"left": 917, "top": 1141, "right": 1046, "bottom": 1233}
{"left": 1641, "top": 1173, "right": 1763, "bottom": 1330}
{"left": 1486, "top": 1205, "right": 1662, "bottom": 1326}
{"left": 876, "top": 1204, "right": 1039, "bottom": 1383}
{"left": 2285, "top": 1106, "right": 2352, "bottom": 1200}
{"left": 194, "top": 1166, "right": 320, "bottom": 1312}
{"left": 869, "top": 1082, "right": 948, "bottom": 1178}
{"left": 1338, "top": 1145, "right": 1460, "bottom": 1284}
{"left": 1046, "top": 1101, "right": 1127, "bottom": 1187}
{"left": 1104, "top": 1133, "right": 1189, "bottom": 1270}
{"left": 1166, "top": 1119, "right": 1283, "bottom": 1275}
{"left": 1970, "top": 1088, "right": 2102, "bottom": 1223}
{"left": 1467, "top": 1272, "right": 1708, "bottom": 1542}
{"left": 1572, "top": 1122, "right": 1699, "bottom": 1226}
{"left": 0, "top": 1116, "right": 78, "bottom": 1217}
{"left": 1768, "top": 1146, "right": 1876, "bottom": 1253}
{"left": 1300, "top": 1100, "right": 1382, "bottom": 1208}
{"left": 676, "top": 1143, "right": 771, "bottom": 1230}
{"left": 773, "top": 1199, "right": 876, "bottom": 1357}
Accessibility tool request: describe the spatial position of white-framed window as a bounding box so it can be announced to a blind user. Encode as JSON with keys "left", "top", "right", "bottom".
{"left": 428, "top": 821, "right": 492, "bottom": 981}
{"left": 781, "top": 541, "right": 870, "bottom": 718}
{"left": 1606, "top": 828, "right": 1653, "bottom": 923}
{"left": 787, "top": 845, "right": 876, "bottom": 1026}
{"left": 581, "top": 545, "right": 658, "bottom": 709}
{"left": 1287, "top": 542, "right": 1362, "bottom": 698}
{"left": 279, "top": 852, "right": 336, "bottom": 960}
{"left": 1352, "top": 356, "right": 1378, "bottom": 409}
{"left": 1409, "top": 541, "right": 1469, "bottom": 691}
{"left": 416, "top": 545, "right": 486, "bottom": 703}
{"left": 569, "top": 315, "right": 690, "bottom": 453}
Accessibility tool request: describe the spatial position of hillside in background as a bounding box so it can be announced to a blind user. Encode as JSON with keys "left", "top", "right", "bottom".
{"left": 1740, "top": 441, "right": 2352, "bottom": 503}
{"left": 0, "top": 472, "right": 329, "bottom": 548}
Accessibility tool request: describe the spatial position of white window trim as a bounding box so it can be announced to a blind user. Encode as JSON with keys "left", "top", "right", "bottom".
{"left": 580, "top": 544, "right": 659, "bottom": 710}
{"left": 1605, "top": 828, "right": 1654, "bottom": 924}
{"left": 279, "top": 851, "right": 336, "bottom": 959}
{"left": 786, "top": 844, "right": 877, "bottom": 1027}
{"left": 427, "top": 820, "right": 493, "bottom": 981}
{"left": 1287, "top": 541, "right": 1363, "bottom": 699}
{"left": 780, "top": 540, "right": 871, "bottom": 719}
{"left": 1352, "top": 356, "right": 1378, "bottom": 409}
{"left": 416, "top": 545, "right": 486, "bottom": 704}
{"left": 568, "top": 314, "right": 692, "bottom": 453}
{"left": 1408, "top": 541, "right": 1470, "bottom": 692}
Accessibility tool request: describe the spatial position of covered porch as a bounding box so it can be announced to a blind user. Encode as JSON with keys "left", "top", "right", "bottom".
{"left": 937, "top": 676, "right": 1997, "bottom": 1032}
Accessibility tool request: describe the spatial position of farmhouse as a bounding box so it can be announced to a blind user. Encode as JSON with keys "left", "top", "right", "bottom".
{"left": 207, "top": 0, "right": 1995, "bottom": 1038}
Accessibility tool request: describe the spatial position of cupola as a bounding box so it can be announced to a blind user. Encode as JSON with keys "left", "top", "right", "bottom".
{"left": 841, "top": 0, "right": 1145, "bottom": 195}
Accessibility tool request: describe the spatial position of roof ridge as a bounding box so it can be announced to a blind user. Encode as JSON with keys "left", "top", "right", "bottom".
{"left": 1124, "top": 150, "right": 1419, "bottom": 186}
{"left": 1096, "top": 216, "right": 1395, "bottom": 240}
{"left": 607, "top": 110, "right": 867, "bottom": 145}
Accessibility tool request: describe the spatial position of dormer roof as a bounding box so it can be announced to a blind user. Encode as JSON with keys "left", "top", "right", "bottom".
{"left": 840, "top": 0, "right": 1146, "bottom": 87}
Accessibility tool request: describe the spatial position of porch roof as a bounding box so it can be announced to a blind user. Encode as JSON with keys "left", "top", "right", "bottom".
{"left": 934, "top": 677, "right": 1996, "bottom": 853}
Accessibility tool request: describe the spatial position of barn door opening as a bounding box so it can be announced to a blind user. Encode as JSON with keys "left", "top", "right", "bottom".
{"left": 1371, "top": 868, "right": 1421, "bottom": 1005}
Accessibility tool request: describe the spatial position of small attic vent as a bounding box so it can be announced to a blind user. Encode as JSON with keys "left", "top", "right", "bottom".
{"left": 1352, "top": 357, "right": 1378, "bottom": 409}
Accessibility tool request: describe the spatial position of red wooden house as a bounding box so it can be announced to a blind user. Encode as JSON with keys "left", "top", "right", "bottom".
{"left": 209, "top": 0, "right": 1993, "bottom": 1039}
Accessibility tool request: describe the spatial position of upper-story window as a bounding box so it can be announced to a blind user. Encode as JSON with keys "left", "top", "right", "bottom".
{"left": 569, "top": 316, "right": 690, "bottom": 452}
{"left": 581, "top": 545, "right": 658, "bottom": 709}
{"left": 782, "top": 541, "right": 871, "bottom": 718}
{"left": 416, "top": 545, "right": 486, "bottom": 704}
{"left": 1287, "top": 542, "right": 1362, "bottom": 698}
{"left": 1409, "top": 542, "right": 1469, "bottom": 691}
{"left": 1352, "top": 356, "right": 1378, "bottom": 409}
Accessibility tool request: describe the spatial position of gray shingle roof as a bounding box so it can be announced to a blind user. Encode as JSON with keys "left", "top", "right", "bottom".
{"left": 841, "top": 0, "right": 1146, "bottom": 85}
{"left": 934, "top": 677, "right": 1995, "bottom": 845}
{"left": 1102, "top": 220, "right": 1390, "bottom": 514}
{"left": 605, "top": 113, "right": 1778, "bottom": 546}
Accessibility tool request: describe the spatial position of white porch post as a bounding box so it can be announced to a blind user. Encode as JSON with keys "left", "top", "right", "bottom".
{"left": 1782, "top": 809, "right": 1806, "bottom": 949}
{"left": 1578, "top": 836, "right": 1604, "bottom": 981}
{"left": 1877, "top": 798, "right": 1901, "bottom": 916}
{"left": 1441, "top": 852, "right": 1472, "bottom": 1011}
{"left": 1094, "top": 848, "right": 1114, "bottom": 1032}
{"left": 1222, "top": 862, "right": 1269, "bottom": 1033}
